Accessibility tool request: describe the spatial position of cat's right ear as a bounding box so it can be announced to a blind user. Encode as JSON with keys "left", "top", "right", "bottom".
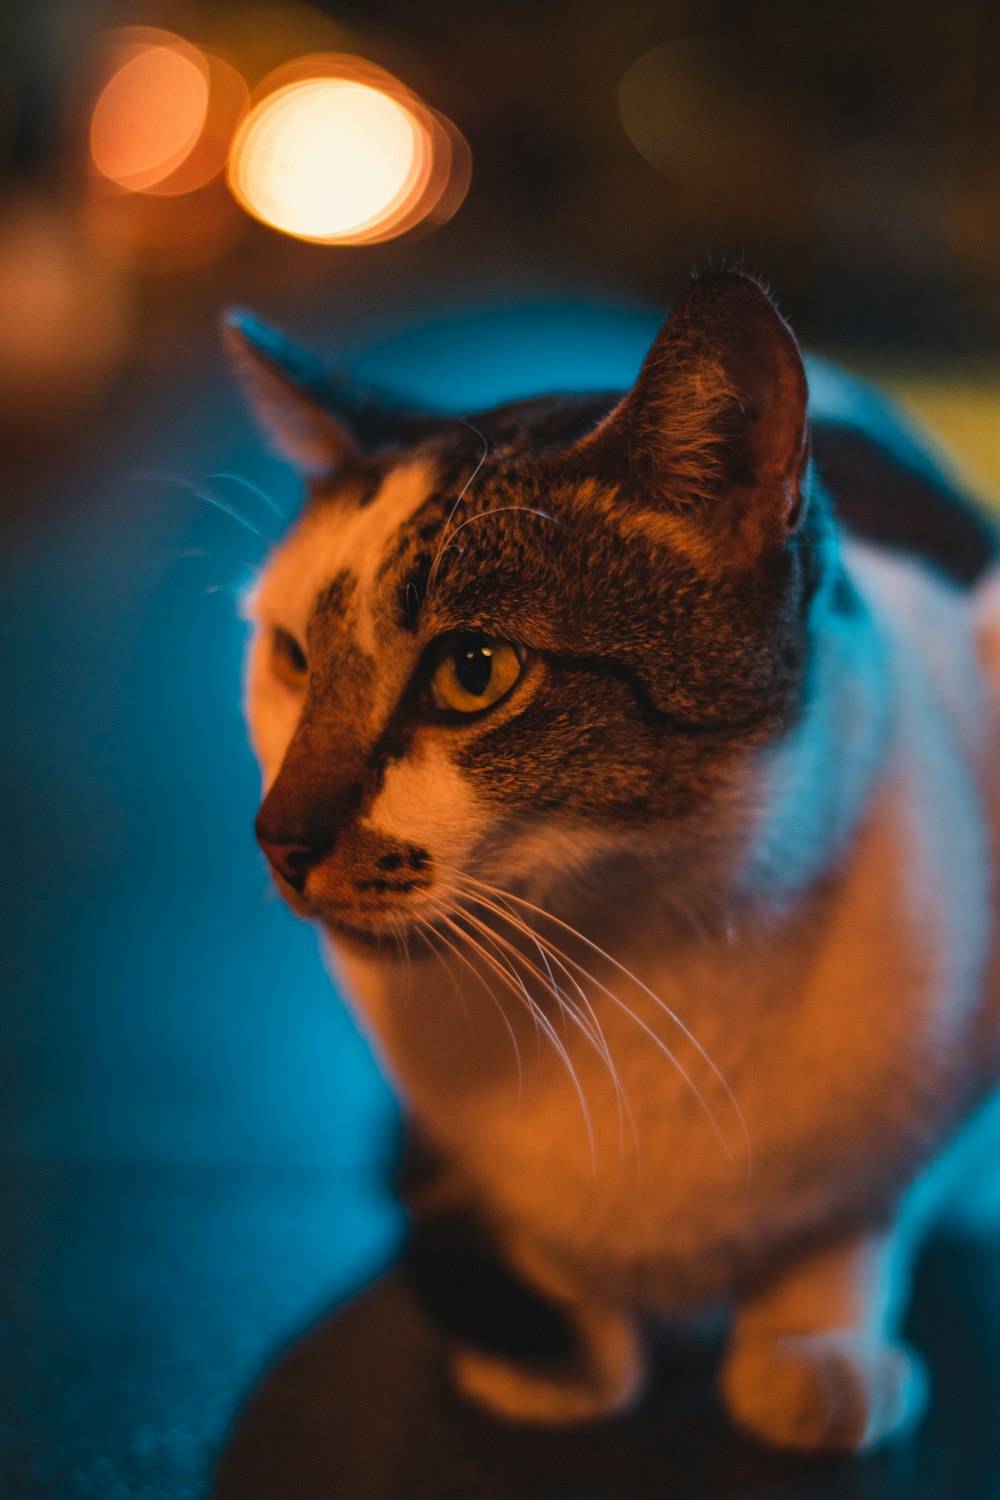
{"left": 222, "top": 308, "right": 360, "bottom": 479}
{"left": 573, "top": 270, "right": 810, "bottom": 568}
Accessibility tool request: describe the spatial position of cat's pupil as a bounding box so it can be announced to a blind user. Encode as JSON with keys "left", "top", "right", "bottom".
{"left": 454, "top": 637, "right": 494, "bottom": 698}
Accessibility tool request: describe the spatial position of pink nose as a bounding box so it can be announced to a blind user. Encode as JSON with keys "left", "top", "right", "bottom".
{"left": 257, "top": 838, "right": 317, "bottom": 890}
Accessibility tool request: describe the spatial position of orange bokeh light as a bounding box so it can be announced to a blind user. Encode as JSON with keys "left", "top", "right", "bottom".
{"left": 90, "top": 32, "right": 210, "bottom": 192}
{"left": 89, "top": 29, "right": 248, "bottom": 199}
{"left": 227, "top": 55, "right": 469, "bottom": 246}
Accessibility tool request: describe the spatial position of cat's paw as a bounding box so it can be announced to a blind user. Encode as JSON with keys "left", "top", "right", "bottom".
{"left": 720, "top": 1330, "right": 928, "bottom": 1453}
{"left": 449, "top": 1307, "right": 644, "bottom": 1425}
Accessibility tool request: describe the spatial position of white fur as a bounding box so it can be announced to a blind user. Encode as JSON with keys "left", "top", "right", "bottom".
{"left": 364, "top": 741, "right": 488, "bottom": 860}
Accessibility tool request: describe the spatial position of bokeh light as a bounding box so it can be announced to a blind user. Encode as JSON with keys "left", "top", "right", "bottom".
{"left": 0, "top": 192, "right": 129, "bottom": 428}
{"left": 230, "top": 77, "right": 423, "bottom": 241}
{"left": 227, "top": 55, "right": 469, "bottom": 245}
{"left": 89, "top": 29, "right": 248, "bottom": 199}
{"left": 84, "top": 176, "right": 245, "bottom": 275}
{"left": 90, "top": 32, "right": 211, "bottom": 193}
{"left": 144, "top": 52, "right": 249, "bottom": 199}
{"left": 85, "top": 28, "right": 249, "bottom": 273}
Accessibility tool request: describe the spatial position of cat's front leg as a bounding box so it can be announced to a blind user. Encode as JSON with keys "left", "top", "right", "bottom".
{"left": 721, "top": 1228, "right": 928, "bottom": 1453}
{"left": 450, "top": 1297, "right": 645, "bottom": 1424}
{"left": 399, "top": 1129, "right": 646, "bottom": 1424}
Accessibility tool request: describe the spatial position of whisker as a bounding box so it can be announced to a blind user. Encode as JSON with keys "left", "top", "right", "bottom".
{"left": 439, "top": 906, "right": 595, "bottom": 1165}
{"left": 460, "top": 873, "right": 750, "bottom": 1180}
{"left": 465, "top": 900, "right": 722, "bottom": 1173}
{"left": 439, "top": 906, "right": 542, "bottom": 1047}
{"left": 421, "top": 905, "right": 525, "bottom": 1097}
{"left": 439, "top": 503, "right": 562, "bottom": 549}
{"left": 460, "top": 900, "right": 634, "bottom": 1163}
{"left": 457, "top": 897, "right": 617, "bottom": 1080}
{"left": 131, "top": 470, "right": 272, "bottom": 544}
{"left": 428, "top": 505, "right": 562, "bottom": 595}
{"left": 422, "top": 901, "right": 515, "bottom": 1055}
{"left": 459, "top": 885, "right": 636, "bottom": 1162}
{"left": 461, "top": 903, "right": 594, "bottom": 1049}
{"left": 202, "top": 581, "right": 250, "bottom": 597}
{"left": 390, "top": 910, "right": 415, "bottom": 1005}
{"left": 205, "top": 470, "right": 289, "bottom": 523}
{"left": 426, "top": 420, "right": 490, "bottom": 592}
{"left": 174, "top": 546, "right": 258, "bottom": 568}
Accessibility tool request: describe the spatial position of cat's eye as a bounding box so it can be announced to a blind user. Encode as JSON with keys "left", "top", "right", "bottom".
{"left": 270, "top": 626, "right": 308, "bottom": 687}
{"left": 430, "top": 634, "right": 523, "bottom": 716}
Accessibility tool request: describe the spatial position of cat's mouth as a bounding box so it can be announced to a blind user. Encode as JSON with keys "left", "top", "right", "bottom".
{"left": 270, "top": 866, "right": 444, "bottom": 953}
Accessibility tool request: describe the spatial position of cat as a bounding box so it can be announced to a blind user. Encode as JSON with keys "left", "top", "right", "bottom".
{"left": 224, "top": 270, "right": 1000, "bottom": 1455}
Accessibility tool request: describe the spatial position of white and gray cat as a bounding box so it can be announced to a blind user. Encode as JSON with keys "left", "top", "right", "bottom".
{"left": 225, "top": 271, "right": 1000, "bottom": 1454}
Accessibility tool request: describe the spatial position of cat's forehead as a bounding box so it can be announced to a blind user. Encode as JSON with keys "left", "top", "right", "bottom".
{"left": 253, "top": 456, "right": 438, "bottom": 639}
{"left": 251, "top": 389, "right": 624, "bottom": 637}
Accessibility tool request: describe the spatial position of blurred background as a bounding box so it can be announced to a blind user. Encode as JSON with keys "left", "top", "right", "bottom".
{"left": 3, "top": 2, "right": 1000, "bottom": 1496}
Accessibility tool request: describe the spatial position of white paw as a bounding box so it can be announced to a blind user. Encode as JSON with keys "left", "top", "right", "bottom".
{"left": 721, "top": 1330, "right": 928, "bottom": 1453}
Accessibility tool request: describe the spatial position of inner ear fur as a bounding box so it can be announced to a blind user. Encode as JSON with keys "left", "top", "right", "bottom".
{"left": 578, "top": 271, "right": 810, "bottom": 562}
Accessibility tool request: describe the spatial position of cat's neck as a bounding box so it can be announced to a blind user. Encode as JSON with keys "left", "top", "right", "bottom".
{"left": 731, "top": 541, "right": 892, "bottom": 919}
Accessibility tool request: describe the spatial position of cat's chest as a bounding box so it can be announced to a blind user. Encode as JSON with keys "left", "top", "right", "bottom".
{"left": 476, "top": 903, "right": 992, "bottom": 1306}
{"left": 452, "top": 941, "right": 976, "bottom": 1308}
{"left": 336, "top": 745, "right": 999, "bottom": 1306}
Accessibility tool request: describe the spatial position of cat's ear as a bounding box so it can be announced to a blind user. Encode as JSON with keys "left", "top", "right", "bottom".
{"left": 222, "top": 308, "right": 361, "bottom": 478}
{"left": 579, "top": 271, "right": 809, "bottom": 562}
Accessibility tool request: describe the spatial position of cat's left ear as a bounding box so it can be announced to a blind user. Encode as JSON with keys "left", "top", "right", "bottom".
{"left": 577, "top": 270, "right": 809, "bottom": 564}
{"left": 222, "top": 308, "right": 362, "bottom": 478}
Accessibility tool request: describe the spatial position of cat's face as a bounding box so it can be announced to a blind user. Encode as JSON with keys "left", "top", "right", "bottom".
{"left": 231, "top": 273, "right": 820, "bottom": 950}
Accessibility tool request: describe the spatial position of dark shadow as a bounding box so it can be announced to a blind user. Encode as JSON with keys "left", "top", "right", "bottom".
{"left": 212, "top": 1235, "right": 1000, "bottom": 1500}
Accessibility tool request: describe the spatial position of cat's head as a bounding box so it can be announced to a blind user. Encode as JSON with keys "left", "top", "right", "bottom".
{"left": 227, "top": 272, "right": 828, "bottom": 952}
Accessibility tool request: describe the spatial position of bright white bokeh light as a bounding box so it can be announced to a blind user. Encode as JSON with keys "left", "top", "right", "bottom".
{"left": 228, "top": 78, "right": 424, "bottom": 242}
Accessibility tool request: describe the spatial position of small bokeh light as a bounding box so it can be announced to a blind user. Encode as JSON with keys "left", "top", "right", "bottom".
{"left": 86, "top": 27, "right": 250, "bottom": 274}
{"left": 90, "top": 27, "right": 249, "bottom": 200}
{"left": 227, "top": 55, "right": 469, "bottom": 245}
{"left": 90, "top": 30, "right": 212, "bottom": 193}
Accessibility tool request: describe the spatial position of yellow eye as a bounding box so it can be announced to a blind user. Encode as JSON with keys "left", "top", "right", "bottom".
{"left": 270, "top": 626, "right": 308, "bottom": 688}
{"left": 430, "top": 634, "right": 523, "bottom": 715}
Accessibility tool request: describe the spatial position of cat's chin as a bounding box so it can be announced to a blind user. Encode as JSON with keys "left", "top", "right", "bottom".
{"left": 318, "top": 908, "right": 441, "bottom": 959}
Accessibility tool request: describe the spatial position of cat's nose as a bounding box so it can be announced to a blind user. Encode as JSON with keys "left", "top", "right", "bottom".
{"left": 256, "top": 833, "right": 320, "bottom": 891}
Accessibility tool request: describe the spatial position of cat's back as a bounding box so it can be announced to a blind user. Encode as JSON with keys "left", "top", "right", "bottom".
{"left": 807, "top": 360, "right": 999, "bottom": 586}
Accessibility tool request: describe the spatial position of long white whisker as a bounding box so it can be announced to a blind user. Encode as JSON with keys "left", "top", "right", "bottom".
{"left": 440, "top": 909, "right": 596, "bottom": 1165}
{"left": 205, "top": 470, "right": 289, "bottom": 522}
{"left": 459, "top": 889, "right": 636, "bottom": 1162}
{"left": 426, "top": 421, "right": 490, "bottom": 592}
{"left": 396, "top": 910, "right": 415, "bottom": 1003}
{"left": 461, "top": 875, "right": 750, "bottom": 1179}
{"left": 428, "top": 506, "right": 563, "bottom": 594}
{"left": 131, "top": 470, "right": 271, "bottom": 543}
{"left": 421, "top": 902, "right": 524, "bottom": 1083}
{"left": 174, "top": 546, "right": 258, "bottom": 569}
{"left": 461, "top": 902, "right": 602, "bottom": 1056}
